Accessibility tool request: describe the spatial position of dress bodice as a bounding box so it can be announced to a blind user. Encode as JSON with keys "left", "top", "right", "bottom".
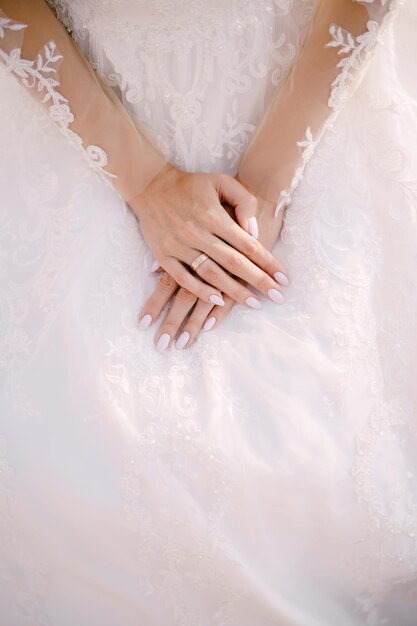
{"left": 51, "top": 0, "right": 314, "bottom": 173}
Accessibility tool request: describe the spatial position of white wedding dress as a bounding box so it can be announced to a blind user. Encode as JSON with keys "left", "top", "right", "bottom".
{"left": 1, "top": 1, "right": 417, "bottom": 624}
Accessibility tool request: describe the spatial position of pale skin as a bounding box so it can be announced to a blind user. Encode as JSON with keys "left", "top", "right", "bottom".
{"left": 1, "top": 0, "right": 287, "bottom": 353}
{"left": 130, "top": 0, "right": 371, "bottom": 351}
{"left": 129, "top": 164, "right": 288, "bottom": 311}
{"left": 137, "top": 177, "right": 289, "bottom": 352}
{"left": 3, "top": 0, "right": 371, "bottom": 353}
{"left": 1, "top": 0, "right": 285, "bottom": 317}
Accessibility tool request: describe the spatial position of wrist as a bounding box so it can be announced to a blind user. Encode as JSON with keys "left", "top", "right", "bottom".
{"left": 235, "top": 173, "right": 277, "bottom": 218}
{"left": 127, "top": 162, "right": 179, "bottom": 218}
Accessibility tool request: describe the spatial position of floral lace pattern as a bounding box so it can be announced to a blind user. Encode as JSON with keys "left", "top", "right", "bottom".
{"left": 1, "top": 1, "right": 417, "bottom": 624}
{"left": 49, "top": 0, "right": 314, "bottom": 174}
{"left": 279, "top": 28, "right": 417, "bottom": 617}
{"left": 0, "top": 11, "right": 113, "bottom": 183}
{"left": 275, "top": 0, "right": 404, "bottom": 215}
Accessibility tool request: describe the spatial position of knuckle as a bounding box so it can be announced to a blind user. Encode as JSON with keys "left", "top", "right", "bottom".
{"left": 179, "top": 280, "right": 201, "bottom": 300}
{"left": 159, "top": 272, "right": 177, "bottom": 291}
{"left": 177, "top": 288, "right": 196, "bottom": 304}
{"left": 163, "top": 318, "right": 180, "bottom": 330}
{"left": 226, "top": 254, "right": 244, "bottom": 275}
{"left": 255, "top": 275, "right": 269, "bottom": 292}
{"left": 242, "top": 239, "right": 258, "bottom": 258}
{"left": 201, "top": 265, "right": 219, "bottom": 284}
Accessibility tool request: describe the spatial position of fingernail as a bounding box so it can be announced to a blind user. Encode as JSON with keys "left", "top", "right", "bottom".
{"left": 209, "top": 294, "right": 225, "bottom": 306}
{"left": 274, "top": 271, "right": 289, "bottom": 286}
{"left": 245, "top": 296, "right": 262, "bottom": 310}
{"left": 156, "top": 333, "right": 170, "bottom": 353}
{"left": 150, "top": 260, "right": 160, "bottom": 273}
{"left": 175, "top": 331, "right": 190, "bottom": 350}
{"left": 248, "top": 217, "right": 259, "bottom": 239}
{"left": 203, "top": 316, "right": 216, "bottom": 331}
{"left": 139, "top": 313, "right": 152, "bottom": 330}
{"left": 268, "top": 289, "right": 285, "bottom": 304}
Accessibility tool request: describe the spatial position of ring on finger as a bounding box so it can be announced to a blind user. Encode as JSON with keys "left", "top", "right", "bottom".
{"left": 190, "top": 253, "right": 210, "bottom": 273}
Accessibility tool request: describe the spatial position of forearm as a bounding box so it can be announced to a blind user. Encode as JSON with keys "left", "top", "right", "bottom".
{"left": 0, "top": 0, "right": 166, "bottom": 201}
{"left": 238, "top": 0, "right": 399, "bottom": 214}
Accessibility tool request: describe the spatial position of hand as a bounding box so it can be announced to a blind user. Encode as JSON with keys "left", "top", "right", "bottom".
{"left": 138, "top": 185, "right": 289, "bottom": 352}
{"left": 130, "top": 164, "right": 287, "bottom": 309}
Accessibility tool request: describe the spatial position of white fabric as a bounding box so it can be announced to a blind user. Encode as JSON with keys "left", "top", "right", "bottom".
{"left": 0, "top": 0, "right": 167, "bottom": 202}
{"left": 238, "top": 0, "right": 406, "bottom": 213}
{"left": 1, "top": 1, "right": 417, "bottom": 624}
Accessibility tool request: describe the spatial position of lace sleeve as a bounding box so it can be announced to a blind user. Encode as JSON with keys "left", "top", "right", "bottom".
{"left": 0, "top": 0, "right": 166, "bottom": 201}
{"left": 238, "top": 0, "right": 404, "bottom": 216}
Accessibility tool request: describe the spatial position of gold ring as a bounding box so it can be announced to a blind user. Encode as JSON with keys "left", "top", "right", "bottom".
{"left": 190, "top": 253, "right": 210, "bottom": 273}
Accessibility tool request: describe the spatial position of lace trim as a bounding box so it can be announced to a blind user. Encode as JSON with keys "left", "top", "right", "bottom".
{"left": 275, "top": 0, "right": 401, "bottom": 217}
{"left": 0, "top": 12, "right": 114, "bottom": 182}
{"left": 47, "top": 0, "right": 307, "bottom": 175}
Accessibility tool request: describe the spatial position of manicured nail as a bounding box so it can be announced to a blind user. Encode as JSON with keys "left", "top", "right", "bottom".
{"left": 203, "top": 316, "right": 216, "bottom": 331}
{"left": 268, "top": 289, "right": 285, "bottom": 304}
{"left": 175, "top": 331, "right": 190, "bottom": 350}
{"left": 209, "top": 294, "right": 225, "bottom": 306}
{"left": 248, "top": 217, "right": 259, "bottom": 239}
{"left": 156, "top": 333, "right": 170, "bottom": 353}
{"left": 150, "top": 260, "right": 160, "bottom": 273}
{"left": 246, "top": 296, "right": 262, "bottom": 310}
{"left": 274, "top": 271, "right": 289, "bottom": 286}
{"left": 139, "top": 313, "right": 152, "bottom": 330}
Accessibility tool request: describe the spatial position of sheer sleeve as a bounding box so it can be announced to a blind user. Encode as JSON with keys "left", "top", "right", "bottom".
{"left": 238, "top": 0, "right": 404, "bottom": 216}
{"left": 0, "top": 0, "right": 166, "bottom": 202}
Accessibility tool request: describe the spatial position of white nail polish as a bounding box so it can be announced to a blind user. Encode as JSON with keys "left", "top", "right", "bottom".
{"left": 139, "top": 313, "right": 152, "bottom": 330}
{"left": 246, "top": 296, "right": 262, "bottom": 310}
{"left": 203, "top": 316, "right": 216, "bottom": 331}
{"left": 209, "top": 294, "right": 225, "bottom": 306}
{"left": 156, "top": 333, "right": 170, "bottom": 353}
{"left": 268, "top": 289, "right": 285, "bottom": 304}
{"left": 150, "top": 260, "right": 160, "bottom": 273}
{"left": 248, "top": 216, "right": 259, "bottom": 239}
{"left": 175, "top": 331, "right": 190, "bottom": 350}
{"left": 274, "top": 271, "right": 289, "bottom": 286}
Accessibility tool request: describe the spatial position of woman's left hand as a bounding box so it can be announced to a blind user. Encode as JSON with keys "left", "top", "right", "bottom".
{"left": 138, "top": 184, "right": 289, "bottom": 352}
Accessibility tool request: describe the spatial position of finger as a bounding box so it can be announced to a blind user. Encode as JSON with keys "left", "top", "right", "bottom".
{"left": 205, "top": 237, "right": 287, "bottom": 304}
{"left": 202, "top": 293, "right": 236, "bottom": 333}
{"left": 154, "top": 288, "right": 198, "bottom": 353}
{"left": 149, "top": 258, "right": 161, "bottom": 273}
{"left": 183, "top": 251, "right": 263, "bottom": 310}
{"left": 162, "top": 257, "right": 226, "bottom": 307}
{"left": 138, "top": 271, "right": 178, "bottom": 330}
{"left": 174, "top": 299, "right": 213, "bottom": 350}
{"left": 207, "top": 209, "right": 289, "bottom": 286}
{"left": 226, "top": 222, "right": 289, "bottom": 285}
{"left": 214, "top": 174, "right": 258, "bottom": 238}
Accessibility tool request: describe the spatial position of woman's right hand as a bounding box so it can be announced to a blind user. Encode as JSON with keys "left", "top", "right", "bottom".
{"left": 129, "top": 164, "right": 288, "bottom": 308}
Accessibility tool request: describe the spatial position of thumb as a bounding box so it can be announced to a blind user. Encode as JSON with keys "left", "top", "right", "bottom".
{"left": 216, "top": 174, "right": 258, "bottom": 239}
